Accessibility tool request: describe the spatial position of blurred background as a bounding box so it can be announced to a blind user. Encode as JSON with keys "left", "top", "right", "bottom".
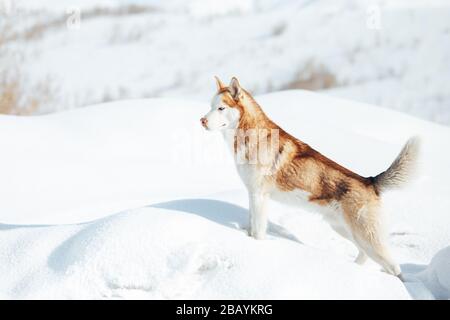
{"left": 0, "top": 0, "right": 449, "bottom": 125}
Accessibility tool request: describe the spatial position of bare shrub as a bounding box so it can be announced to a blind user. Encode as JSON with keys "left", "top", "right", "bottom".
{"left": 20, "top": 4, "right": 156, "bottom": 41}
{"left": 282, "top": 62, "right": 338, "bottom": 91}
{"left": 0, "top": 22, "right": 12, "bottom": 44}
{"left": 271, "top": 22, "right": 286, "bottom": 37}
{"left": 1, "top": 22, "right": 53, "bottom": 115}
{"left": 109, "top": 23, "right": 144, "bottom": 44}
{"left": 0, "top": 72, "right": 53, "bottom": 115}
{"left": 85, "top": 4, "right": 155, "bottom": 18}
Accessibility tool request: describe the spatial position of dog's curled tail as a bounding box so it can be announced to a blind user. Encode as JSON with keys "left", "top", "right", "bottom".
{"left": 372, "top": 137, "right": 421, "bottom": 194}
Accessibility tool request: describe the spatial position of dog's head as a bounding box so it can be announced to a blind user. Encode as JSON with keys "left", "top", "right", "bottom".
{"left": 200, "top": 76, "right": 245, "bottom": 131}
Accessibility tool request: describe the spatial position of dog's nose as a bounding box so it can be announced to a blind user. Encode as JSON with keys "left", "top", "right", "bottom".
{"left": 200, "top": 117, "right": 208, "bottom": 128}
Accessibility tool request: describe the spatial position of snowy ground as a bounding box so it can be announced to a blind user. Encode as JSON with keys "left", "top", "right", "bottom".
{"left": 1, "top": 0, "right": 450, "bottom": 125}
{"left": 0, "top": 90, "right": 449, "bottom": 299}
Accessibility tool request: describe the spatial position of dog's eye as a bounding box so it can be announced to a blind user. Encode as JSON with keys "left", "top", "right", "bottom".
{"left": 218, "top": 106, "right": 225, "bottom": 111}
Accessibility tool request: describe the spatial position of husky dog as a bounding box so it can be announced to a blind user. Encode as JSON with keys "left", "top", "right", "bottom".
{"left": 200, "top": 76, "right": 419, "bottom": 278}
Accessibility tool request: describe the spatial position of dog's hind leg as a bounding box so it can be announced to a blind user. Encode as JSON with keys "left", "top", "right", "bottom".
{"left": 328, "top": 218, "right": 368, "bottom": 265}
{"left": 354, "top": 234, "right": 401, "bottom": 276}
{"left": 354, "top": 249, "right": 369, "bottom": 265}
{"left": 345, "top": 208, "right": 401, "bottom": 277}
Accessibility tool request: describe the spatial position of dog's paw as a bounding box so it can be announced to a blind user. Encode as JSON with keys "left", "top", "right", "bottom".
{"left": 250, "top": 232, "right": 266, "bottom": 240}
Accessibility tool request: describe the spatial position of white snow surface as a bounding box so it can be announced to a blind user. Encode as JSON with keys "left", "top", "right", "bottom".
{"left": 0, "top": 90, "right": 450, "bottom": 299}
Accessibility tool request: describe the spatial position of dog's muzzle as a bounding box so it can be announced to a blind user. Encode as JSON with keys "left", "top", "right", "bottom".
{"left": 200, "top": 117, "right": 208, "bottom": 129}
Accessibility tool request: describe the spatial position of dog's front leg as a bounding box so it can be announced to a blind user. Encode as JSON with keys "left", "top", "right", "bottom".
{"left": 249, "top": 192, "right": 268, "bottom": 240}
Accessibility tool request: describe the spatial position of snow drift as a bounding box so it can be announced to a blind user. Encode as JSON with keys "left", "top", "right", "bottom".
{"left": 0, "top": 90, "right": 449, "bottom": 299}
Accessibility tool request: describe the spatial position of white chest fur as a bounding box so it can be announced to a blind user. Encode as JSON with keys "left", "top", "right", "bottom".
{"left": 235, "top": 163, "right": 266, "bottom": 192}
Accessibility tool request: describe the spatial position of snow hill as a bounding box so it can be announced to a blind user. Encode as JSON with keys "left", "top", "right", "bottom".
{"left": 0, "top": 90, "right": 449, "bottom": 299}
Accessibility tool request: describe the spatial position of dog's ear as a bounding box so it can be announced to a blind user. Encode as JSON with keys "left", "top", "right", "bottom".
{"left": 229, "top": 77, "right": 242, "bottom": 101}
{"left": 214, "top": 76, "right": 225, "bottom": 91}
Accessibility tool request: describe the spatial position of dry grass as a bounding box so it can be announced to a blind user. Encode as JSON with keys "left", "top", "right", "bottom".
{"left": 281, "top": 62, "right": 338, "bottom": 91}
{"left": 0, "top": 22, "right": 12, "bottom": 44}
{"left": 1, "top": 21, "right": 53, "bottom": 115}
{"left": 85, "top": 4, "right": 156, "bottom": 18}
{"left": 20, "top": 5, "right": 156, "bottom": 41}
{"left": 0, "top": 5, "right": 156, "bottom": 43}
{"left": 0, "top": 79, "right": 32, "bottom": 115}
{"left": 0, "top": 73, "right": 52, "bottom": 115}
{"left": 0, "top": 4, "right": 151, "bottom": 115}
